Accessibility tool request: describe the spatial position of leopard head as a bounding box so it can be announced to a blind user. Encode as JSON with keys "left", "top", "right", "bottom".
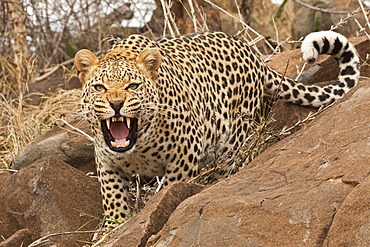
{"left": 74, "top": 47, "right": 162, "bottom": 152}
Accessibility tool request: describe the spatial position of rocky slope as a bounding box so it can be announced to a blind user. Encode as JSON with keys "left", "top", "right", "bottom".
{"left": 0, "top": 158, "right": 102, "bottom": 246}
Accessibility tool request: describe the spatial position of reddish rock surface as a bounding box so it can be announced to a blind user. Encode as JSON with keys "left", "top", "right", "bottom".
{"left": 0, "top": 157, "right": 102, "bottom": 246}
{"left": 144, "top": 80, "right": 370, "bottom": 246}
{"left": 324, "top": 175, "right": 370, "bottom": 247}
{"left": 0, "top": 170, "right": 12, "bottom": 186}
{"left": 0, "top": 229, "right": 34, "bottom": 247}
{"left": 103, "top": 182, "right": 204, "bottom": 247}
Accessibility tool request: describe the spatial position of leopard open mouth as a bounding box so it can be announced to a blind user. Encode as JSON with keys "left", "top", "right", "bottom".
{"left": 101, "top": 115, "right": 138, "bottom": 152}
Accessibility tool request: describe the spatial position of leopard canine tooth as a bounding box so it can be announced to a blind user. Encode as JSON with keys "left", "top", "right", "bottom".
{"left": 110, "top": 141, "right": 117, "bottom": 148}
{"left": 124, "top": 140, "right": 130, "bottom": 147}
{"left": 126, "top": 117, "right": 131, "bottom": 129}
{"left": 106, "top": 119, "right": 111, "bottom": 129}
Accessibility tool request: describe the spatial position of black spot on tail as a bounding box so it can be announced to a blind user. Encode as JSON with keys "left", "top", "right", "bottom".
{"left": 308, "top": 87, "right": 319, "bottom": 93}
{"left": 307, "top": 58, "right": 316, "bottom": 63}
{"left": 340, "top": 66, "right": 356, "bottom": 76}
{"left": 292, "top": 89, "right": 299, "bottom": 98}
{"left": 332, "top": 80, "right": 340, "bottom": 86}
{"left": 330, "top": 37, "right": 343, "bottom": 55}
{"left": 334, "top": 89, "right": 345, "bottom": 96}
{"left": 304, "top": 93, "right": 315, "bottom": 103}
{"left": 295, "top": 99, "right": 303, "bottom": 105}
{"left": 344, "top": 42, "right": 349, "bottom": 50}
{"left": 313, "top": 41, "right": 320, "bottom": 54}
{"left": 322, "top": 37, "right": 330, "bottom": 54}
{"left": 341, "top": 51, "right": 354, "bottom": 63}
{"left": 345, "top": 77, "right": 355, "bottom": 88}
{"left": 319, "top": 94, "right": 330, "bottom": 102}
{"left": 283, "top": 93, "right": 291, "bottom": 99}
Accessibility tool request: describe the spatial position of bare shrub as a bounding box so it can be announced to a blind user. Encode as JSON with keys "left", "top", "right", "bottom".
{"left": 0, "top": 89, "right": 82, "bottom": 168}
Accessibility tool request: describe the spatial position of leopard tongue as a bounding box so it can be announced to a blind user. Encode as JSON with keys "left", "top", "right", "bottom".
{"left": 110, "top": 121, "right": 129, "bottom": 140}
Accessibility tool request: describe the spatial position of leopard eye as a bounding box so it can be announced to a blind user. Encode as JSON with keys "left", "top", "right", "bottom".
{"left": 127, "top": 83, "right": 141, "bottom": 90}
{"left": 93, "top": 84, "right": 107, "bottom": 92}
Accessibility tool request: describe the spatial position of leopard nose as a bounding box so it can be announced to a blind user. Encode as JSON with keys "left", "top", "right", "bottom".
{"left": 109, "top": 100, "right": 124, "bottom": 116}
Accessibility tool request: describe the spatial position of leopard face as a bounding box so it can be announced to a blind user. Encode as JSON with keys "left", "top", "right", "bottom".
{"left": 76, "top": 47, "right": 162, "bottom": 153}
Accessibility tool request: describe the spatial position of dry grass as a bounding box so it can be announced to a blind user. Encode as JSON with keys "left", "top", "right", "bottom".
{"left": 0, "top": 22, "right": 83, "bottom": 169}
{"left": 0, "top": 89, "right": 82, "bottom": 168}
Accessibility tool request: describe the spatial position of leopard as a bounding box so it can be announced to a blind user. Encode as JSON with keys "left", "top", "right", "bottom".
{"left": 74, "top": 30, "right": 360, "bottom": 229}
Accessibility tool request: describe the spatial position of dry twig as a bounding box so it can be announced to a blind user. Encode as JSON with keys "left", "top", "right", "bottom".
{"left": 293, "top": 0, "right": 363, "bottom": 14}
{"left": 28, "top": 230, "right": 100, "bottom": 247}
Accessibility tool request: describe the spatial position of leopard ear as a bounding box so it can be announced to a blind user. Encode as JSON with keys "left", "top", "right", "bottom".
{"left": 74, "top": 49, "right": 99, "bottom": 84}
{"left": 136, "top": 48, "right": 162, "bottom": 80}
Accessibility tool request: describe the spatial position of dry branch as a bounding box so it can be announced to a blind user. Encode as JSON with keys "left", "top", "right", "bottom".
{"left": 35, "top": 58, "right": 74, "bottom": 82}
{"left": 28, "top": 230, "right": 100, "bottom": 247}
{"left": 293, "top": 0, "right": 364, "bottom": 14}
{"left": 203, "top": 0, "right": 275, "bottom": 54}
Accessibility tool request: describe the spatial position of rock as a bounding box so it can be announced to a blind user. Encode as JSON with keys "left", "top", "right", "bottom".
{"left": 0, "top": 157, "right": 102, "bottom": 246}
{"left": 146, "top": 80, "right": 370, "bottom": 246}
{"left": 27, "top": 70, "right": 83, "bottom": 105}
{"left": 324, "top": 175, "right": 370, "bottom": 247}
{"left": 103, "top": 182, "right": 204, "bottom": 247}
{"left": 12, "top": 119, "right": 95, "bottom": 174}
{"left": 0, "top": 229, "right": 34, "bottom": 247}
{"left": 0, "top": 170, "right": 12, "bottom": 186}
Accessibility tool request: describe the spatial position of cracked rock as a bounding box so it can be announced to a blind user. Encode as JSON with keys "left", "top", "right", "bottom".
{"left": 0, "top": 157, "right": 102, "bottom": 246}
{"left": 102, "top": 182, "right": 204, "bottom": 247}
{"left": 12, "top": 119, "right": 95, "bottom": 174}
